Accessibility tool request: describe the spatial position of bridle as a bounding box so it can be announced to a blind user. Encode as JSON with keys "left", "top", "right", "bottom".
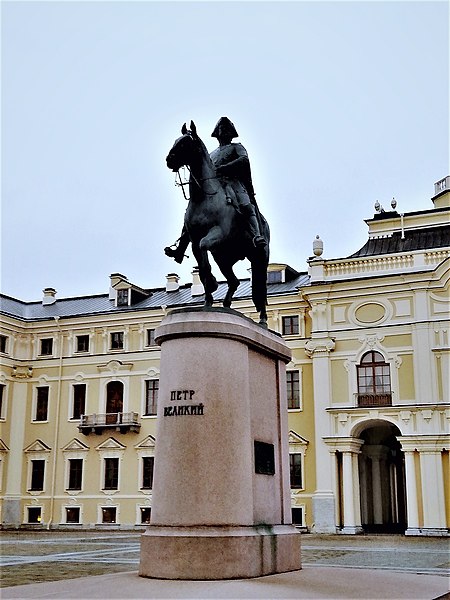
{"left": 173, "top": 132, "right": 220, "bottom": 200}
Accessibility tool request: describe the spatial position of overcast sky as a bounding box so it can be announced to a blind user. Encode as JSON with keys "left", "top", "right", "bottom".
{"left": 2, "top": 0, "right": 449, "bottom": 301}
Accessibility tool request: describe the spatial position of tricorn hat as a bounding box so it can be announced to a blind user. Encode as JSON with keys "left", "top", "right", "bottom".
{"left": 211, "top": 116, "right": 238, "bottom": 139}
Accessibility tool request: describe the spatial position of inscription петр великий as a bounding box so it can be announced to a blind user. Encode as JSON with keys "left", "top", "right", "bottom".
{"left": 164, "top": 404, "right": 204, "bottom": 417}
{"left": 170, "top": 390, "right": 195, "bottom": 401}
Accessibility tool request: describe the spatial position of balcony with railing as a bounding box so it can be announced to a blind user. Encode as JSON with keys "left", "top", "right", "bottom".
{"left": 78, "top": 412, "right": 141, "bottom": 435}
{"left": 357, "top": 393, "right": 392, "bottom": 408}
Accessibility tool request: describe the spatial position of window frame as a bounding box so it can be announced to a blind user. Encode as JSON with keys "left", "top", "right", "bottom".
{"left": 65, "top": 506, "right": 81, "bottom": 524}
{"left": 144, "top": 379, "right": 159, "bottom": 416}
{"left": 103, "top": 457, "right": 119, "bottom": 491}
{"left": 75, "top": 334, "right": 90, "bottom": 353}
{"left": 286, "top": 370, "right": 301, "bottom": 410}
{"left": 29, "top": 459, "right": 45, "bottom": 491}
{"left": 110, "top": 332, "right": 124, "bottom": 351}
{"left": 0, "top": 383, "right": 6, "bottom": 420}
{"left": 0, "top": 334, "right": 8, "bottom": 354}
{"left": 282, "top": 315, "right": 299, "bottom": 336}
{"left": 71, "top": 383, "right": 86, "bottom": 420}
{"left": 40, "top": 338, "right": 54, "bottom": 356}
{"left": 27, "top": 506, "right": 42, "bottom": 524}
{"left": 289, "top": 452, "right": 304, "bottom": 490}
{"left": 146, "top": 328, "right": 157, "bottom": 347}
{"left": 67, "top": 458, "right": 83, "bottom": 491}
{"left": 100, "top": 506, "right": 118, "bottom": 524}
{"left": 356, "top": 350, "right": 392, "bottom": 406}
{"left": 141, "top": 456, "right": 155, "bottom": 490}
{"left": 33, "top": 386, "right": 49, "bottom": 422}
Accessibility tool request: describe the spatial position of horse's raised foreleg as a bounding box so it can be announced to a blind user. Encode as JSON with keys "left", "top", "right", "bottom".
{"left": 191, "top": 243, "right": 218, "bottom": 307}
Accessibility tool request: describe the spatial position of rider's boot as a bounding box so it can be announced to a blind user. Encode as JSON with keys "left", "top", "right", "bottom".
{"left": 241, "top": 203, "right": 267, "bottom": 248}
{"left": 164, "top": 229, "right": 190, "bottom": 264}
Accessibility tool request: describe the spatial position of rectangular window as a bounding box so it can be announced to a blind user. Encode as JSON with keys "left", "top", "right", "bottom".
{"left": 146, "top": 329, "right": 156, "bottom": 347}
{"left": 72, "top": 384, "right": 86, "bottom": 420}
{"left": 289, "top": 454, "right": 303, "bottom": 489}
{"left": 76, "top": 335, "right": 90, "bottom": 353}
{"left": 35, "top": 387, "right": 49, "bottom": 421}
{"left": 28, "top": 507, "right": 42, "bottom": 524}
{"left": 110, "top": 332, "right": 124, "bottom": 350}
{"left": 144, "top": 380, "right": 159, "bottom": 416}
{"left": 117, "top": 289, "right": 129, "bottom": 306}
{"left": 282, "top": 315, "right": 299, "bottom": 336}
{"left": 0, "top": 384, "right": 5, "bottom": 418}
{"left": 286, "top": 371, "right": 300, "bottom": 409}
{"left": 40, "top": 338, "right": 53, "bottom": 355}
{"left": 291, "top": 507, "right": 304, "bottom": 526}
{"left": 140, "top": 507, "right": 151, "bottom": 524}
{"left": 267, "top": 271, "right": 282, "bottom": 284}
{"left": 142, "top": 456, "right": 155, "bottom": 489}
{"left": 0, "top": 335, "right": 7, "bottom": 353}
{"left": 104, "top": 457, "right": 119, "bottom": 490}
{"left": 102, "top": 506, "right": 116, "bottom": 523}
{"left": 66, "top": 507, "right": 80, "bottom": 524}
{"left": 30, "top": 460, "right": 45, "bottom": 491}
{"left": 68, "top": 459, "right": 83, "bottom": 490}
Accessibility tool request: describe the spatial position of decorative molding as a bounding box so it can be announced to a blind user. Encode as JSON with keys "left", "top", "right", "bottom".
{"left": 24, "top": 439, "right": 51, "bottom": 453}
{"left": 11, "top": 365, "right": 33, "bottom": 379}
{"left": 305, "top": 338, "right": 335, "bottom": 357}
{"left": 97, "top": 360, "right": 133, "bottom": 374}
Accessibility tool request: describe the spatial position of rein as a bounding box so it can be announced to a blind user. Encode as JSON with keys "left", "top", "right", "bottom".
{"left": 175, "top": 166, "right": 219, "bottom": 200}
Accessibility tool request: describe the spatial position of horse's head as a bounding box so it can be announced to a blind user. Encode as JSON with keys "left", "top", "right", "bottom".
{"left": 166, "top": 121, "right": 201, "bottom": 172}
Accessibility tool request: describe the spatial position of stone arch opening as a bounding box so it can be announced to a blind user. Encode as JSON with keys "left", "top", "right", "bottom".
{"left": 358, "top": 421, "right": 406, "bottom": 533}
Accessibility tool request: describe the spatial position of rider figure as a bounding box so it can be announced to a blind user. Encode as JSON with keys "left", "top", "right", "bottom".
{"left": 165, "top": 117, "right": 266, "bottom": 264}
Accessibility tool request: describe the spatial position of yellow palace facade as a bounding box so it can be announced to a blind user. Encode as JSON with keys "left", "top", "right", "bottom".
{"left": 1, "top": 177, "right": 449, "bottom": 535}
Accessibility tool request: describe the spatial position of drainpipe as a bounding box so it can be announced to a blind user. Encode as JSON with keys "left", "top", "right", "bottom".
{"left": 48, "top": 316, "right": 63, "bottom": 530}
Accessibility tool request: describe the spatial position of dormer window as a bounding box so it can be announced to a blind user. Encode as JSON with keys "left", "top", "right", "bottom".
{"left": 268, "top": 271, "right": 282, "bottom": 284}
{"left": 117, "top": 289, "right": 129, "bottom": 307}
{"left": 0, "top": 335, "right": 7, "bottom": 354}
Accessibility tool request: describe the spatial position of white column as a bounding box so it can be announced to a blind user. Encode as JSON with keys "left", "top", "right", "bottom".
{"left": 340, "top": 439, "right": 364, "bottom": 534}
{"left": 3, "top": 372, "right": 31, "bottom": 526}
{"left": 420, "top": 447, "right": 447, "bottom": 533}
{"left": 403, "top": 449, "right": 420, "bottom": 534}
{"left": 305, "top": 336, "right": 336, "bottom": 533}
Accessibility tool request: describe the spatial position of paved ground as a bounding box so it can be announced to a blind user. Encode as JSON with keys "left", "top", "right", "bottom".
{"left": 1, "top": 531, "right": 449, "bottom": 598}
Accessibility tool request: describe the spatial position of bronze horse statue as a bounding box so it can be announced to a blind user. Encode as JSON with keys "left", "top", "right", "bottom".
{"left": 166, "top": 121, "right": 270, "bottom": 325}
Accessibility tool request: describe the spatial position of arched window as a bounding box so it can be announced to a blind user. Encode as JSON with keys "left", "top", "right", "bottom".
{"left": 357, "top": 351, "right": 392, "bottom": 407}
{"left": 106, "top": 381, "right": 124, "bottom": 423}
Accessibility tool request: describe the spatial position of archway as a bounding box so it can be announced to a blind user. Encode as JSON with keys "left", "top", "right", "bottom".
{"left": 358, "top": 421, "right": 406, "bottom": 533}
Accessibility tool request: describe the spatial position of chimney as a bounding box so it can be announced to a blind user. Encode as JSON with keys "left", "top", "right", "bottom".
{"left": 42, "top": 287, "right": 57, "bottom": 305}
{"left": 166, "top": 273, "right": 180, "bottom": 292}
{"left": 109, "top": 273, "right": 128, "bottom": 300}
{"left": 191, "top": 267, "right": 205, "bottom": 296}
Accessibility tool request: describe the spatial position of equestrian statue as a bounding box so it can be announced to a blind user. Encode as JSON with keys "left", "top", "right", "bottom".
{"left": 165, "top": 117, "right": 270, "bottom": 326}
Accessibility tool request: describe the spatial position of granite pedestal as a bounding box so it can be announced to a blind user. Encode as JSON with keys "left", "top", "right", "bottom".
{"left": 139, "top": 307, "right": 301, "bottom": 580}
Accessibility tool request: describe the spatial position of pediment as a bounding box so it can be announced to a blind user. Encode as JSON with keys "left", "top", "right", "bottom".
{"left": 288, "top": 431, "right": 309, "bottom": 446}
{"left": 95, "top": 437, "right": 126, "bottom": 451}
{"left": 24, "top": 439, "right": 51, "bottom": 453}
{"left": 0, "top": 439, "right": 9, "bottom": 452}
{"left": 62, "top": 438, "right": 89, "bottom": 452}
{"left": 134, "top": 435, "right": 156, "bottom": 450}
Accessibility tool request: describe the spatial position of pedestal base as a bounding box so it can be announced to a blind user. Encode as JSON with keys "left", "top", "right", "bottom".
{"left": 139, "top": 525, "right": 301, "bottom": 580}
